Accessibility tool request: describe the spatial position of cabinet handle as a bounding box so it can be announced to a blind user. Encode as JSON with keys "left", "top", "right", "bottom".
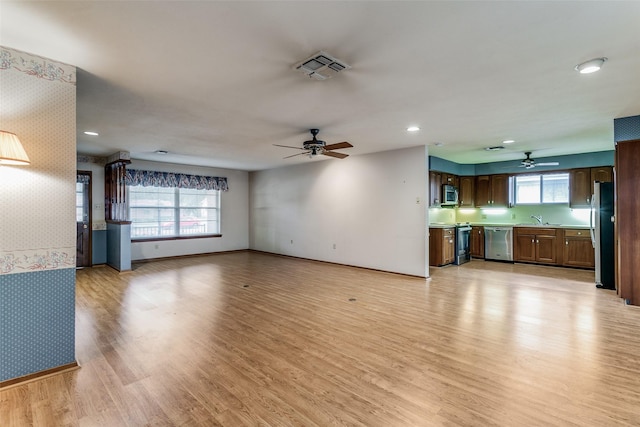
{"left": 587, "top": 198, "right": 590, "bottom": 203}
{"left": 531, "top": 239, "right": 534, "bottom": 243}
{"left": 536, "top": 240, "right": 539, "bottom": 243}
{"left": 566, "top": 240, "right": 569, "bottom": 245}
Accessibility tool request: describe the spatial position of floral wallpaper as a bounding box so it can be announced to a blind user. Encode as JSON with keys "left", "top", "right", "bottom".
{"left": 0, "top": 47, "right": 76, "bottom": 85}
{"left": 0, "top": 250, "right": 75, "bottom": 274}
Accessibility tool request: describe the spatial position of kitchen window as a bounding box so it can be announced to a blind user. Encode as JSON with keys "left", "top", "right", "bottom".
{"left": 128, "top": 185, "right": 220, "bottom": 239}
{"left": 514, "top": 173, "right": 569, "bottom": 205}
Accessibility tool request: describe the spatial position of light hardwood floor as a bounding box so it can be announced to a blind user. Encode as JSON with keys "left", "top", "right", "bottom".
{"left": 2, "top": 252, "right": 640, "bottom": 426}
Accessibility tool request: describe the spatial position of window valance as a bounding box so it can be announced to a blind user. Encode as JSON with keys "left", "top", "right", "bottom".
{"left": 76, "top": 174, "right": 90, "bottom": 184}
{"left": 125, "top": 169, "right": 228, "bottom": 191}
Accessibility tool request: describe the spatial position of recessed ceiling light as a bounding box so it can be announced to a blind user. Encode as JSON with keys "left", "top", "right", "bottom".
{"left": 575, "top": 57, "right": 607, "bottom": 74}
{"left": 407, "top": 126, "right": 420, "bottom": 132}
{"left": 84, "top": 131, "right": 99, "bottom": 136}
{"left": 155, "top": 150, "right": 168, "bottom": 155}
{"left": 502, "top": 140, "right": 515, "bottom": 144}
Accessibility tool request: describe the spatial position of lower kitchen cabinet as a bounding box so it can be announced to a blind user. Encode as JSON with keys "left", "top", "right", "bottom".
{"left": 470, "top": 226, "right": 484, "bottom": 258}
{"left": 514, "top": 227, "right": 559, "bottom": 265}
{"left": 562, "top": 229, "right": 595, "bottom": 268}
{"left": 429, "top": 227, "right": 455, "bottom": 266}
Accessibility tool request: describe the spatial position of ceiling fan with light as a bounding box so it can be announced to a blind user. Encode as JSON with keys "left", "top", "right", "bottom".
{"left": 520, "top": 151, "right": 559, "bottom": 169}
{"left": 274, "top": 129, "right": 353, "bottom": 159}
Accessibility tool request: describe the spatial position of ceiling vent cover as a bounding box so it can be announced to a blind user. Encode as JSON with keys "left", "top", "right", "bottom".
{"left": 293, "top": 51, "right": 351, "bottom": 80}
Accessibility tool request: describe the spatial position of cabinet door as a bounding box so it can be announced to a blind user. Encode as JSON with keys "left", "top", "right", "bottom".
{"left": 490, "top": 174, "right": 510, "bottom": 206}
{"left": 442, "top": 173, "right": 458, "bottom": 188}
{"left": 514, "top": 232, "right": 536, "bottom": 262}
{"left": 429, "top": 228, "right": 443, "bottom": 266}
{"left": 458, "top": 176, "right": 475, "bottom": 207}
{"left": 443, "top": 233, "right": 455, "bottom": 264}
{"left": 590, "top": 166, "right": 613, "bottom": 197}
{"left": 536, "top": 234, "right": 558, "bottom": 264}
{"left": 429, "top": 171, "right": 442, "bottom": 206}
{"left": 475, "top": 175, "right": 491, "bottom": 207}
{"left": 563, "top": 229, "right": 595, "bottom": 268}
{"left": 470, "top": 226, "right": 484, "bottom": 258}
{"left": 570, "top": 168, "right": 591, "bottom": 208}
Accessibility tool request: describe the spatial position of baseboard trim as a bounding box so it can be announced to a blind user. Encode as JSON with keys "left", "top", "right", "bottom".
{"left": 0, "top": 361, "right": 80, "bottom": 390}
{"left": 130, "top": 249, "right": 249, "bottom": 265}
{"left": 249, "top": 249, "right": 427, "bottom": 279}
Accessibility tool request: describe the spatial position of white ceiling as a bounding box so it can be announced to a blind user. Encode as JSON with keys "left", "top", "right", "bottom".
{"left": 2, "top": 1, "right": 640, "bottom": 171}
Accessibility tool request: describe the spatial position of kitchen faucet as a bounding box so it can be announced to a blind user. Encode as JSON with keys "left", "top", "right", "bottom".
{"left": 531, "top": 215, "right": 543, "bottom": 224}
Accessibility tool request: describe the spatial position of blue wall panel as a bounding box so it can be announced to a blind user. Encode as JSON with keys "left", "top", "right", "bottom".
{"left": 0, "top": 268, "right": 76, "bottom": 382}
{"left": 614, "top": 115, "right": 640, "bottom": 142}
{"left": 92, "top": 229, "right": 107, "bottom": 265}
{"left": 430, "top": 151, "right": 614, "bottom": 176}
{"left": 107, "top": 223, "right": 131, "bottom": 271}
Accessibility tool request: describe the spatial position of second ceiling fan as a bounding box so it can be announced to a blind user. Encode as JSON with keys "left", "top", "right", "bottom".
{"left": 520, "top": 152, "right": 559, "bottom": 169}
{"left": 274, "top": 129, "right": 353, "bottom": 159}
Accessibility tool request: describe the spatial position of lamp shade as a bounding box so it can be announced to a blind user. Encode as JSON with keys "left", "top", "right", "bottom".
{"left": 0, "top": 130, "right": 30, "bottom": 165}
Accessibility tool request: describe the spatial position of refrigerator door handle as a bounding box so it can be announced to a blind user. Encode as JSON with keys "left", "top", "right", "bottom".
{"left": 589, "top": 194, "right": 595, "bottom": 247}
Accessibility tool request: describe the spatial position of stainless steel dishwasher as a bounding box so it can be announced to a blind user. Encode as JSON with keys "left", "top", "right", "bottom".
{"left": 484, "top": 226, "right": 514, "bottom": 262}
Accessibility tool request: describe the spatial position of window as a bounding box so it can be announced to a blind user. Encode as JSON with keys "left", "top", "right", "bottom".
{"left": 514, "top": 173, "right": 569, "bottom": 204}
{"left": 128, "top": 185, "right": 220, "bottom": 238}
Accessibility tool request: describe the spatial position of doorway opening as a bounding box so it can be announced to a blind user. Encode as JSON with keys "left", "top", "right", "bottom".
{"left": 76, "top": 171, "right": 92, "bottom": 268}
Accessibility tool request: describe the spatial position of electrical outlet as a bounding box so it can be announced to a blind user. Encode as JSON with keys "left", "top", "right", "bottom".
{"left": 416, "top": 197, "right": 420, "bottom": 204}
{"left": 333, "top": 243, "right": 336, "bottom": 249}
{"left": 154, "top": 244, "right": 159, "bottom": 250}
{"left": 290, "top": 240, "right": 293, "bottom": 244}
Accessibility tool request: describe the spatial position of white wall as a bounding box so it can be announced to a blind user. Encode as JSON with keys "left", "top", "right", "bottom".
{"left": 128, "top": 160, "right": 249, "bottom": 260}
{"left": 250, "top": 146, "right": 429, "bottom": 277}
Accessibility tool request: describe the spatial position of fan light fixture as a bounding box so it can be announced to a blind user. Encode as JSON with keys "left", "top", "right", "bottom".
{"left": 575, "top": 57, "right": 607, "bottom": 74}
{"left": 0, "top": 130, "right": 30, "bottom": 165}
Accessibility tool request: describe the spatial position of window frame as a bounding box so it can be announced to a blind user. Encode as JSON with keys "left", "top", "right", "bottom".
{"left": 128, "top": 185, "right": 222, "bottom": 242}
{"left": 513, "top": 171, "right": 570, "bottom": 206}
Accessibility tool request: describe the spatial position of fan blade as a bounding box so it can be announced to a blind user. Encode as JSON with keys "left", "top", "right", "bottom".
{"left": 283, "top": 151, "right": 311, "bottom": 159}
{"left": 323, "top": 151, "right": 349, "bottom": 159}
{"left": 324, "top": 142, "right": 353, "bottom": 151}
{"left": 536, "top": 162, "right": 560, "bottom": 166}
{"left": 274, "top": 144, "right": 305, "bottom": 150}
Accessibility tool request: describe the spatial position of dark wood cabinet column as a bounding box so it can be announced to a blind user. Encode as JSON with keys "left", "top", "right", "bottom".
{"left": 615, "top": 139, "right": 640, "bottom": 305}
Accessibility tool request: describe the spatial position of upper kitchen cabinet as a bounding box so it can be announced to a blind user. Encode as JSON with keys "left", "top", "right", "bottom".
{"left": 475, "top": 174, "right": 509, "bottom": 207}
{"left": 429, "top": 171, "right": 442, "bottom": 206}
{"left": 458, "top": 176, "right": 475, "bottom": 207}
{"left": 441, "top": 173, "right": 459, "bottom": 188}
{"left": 570, "top": 166, "right": 613, "bottom": 208}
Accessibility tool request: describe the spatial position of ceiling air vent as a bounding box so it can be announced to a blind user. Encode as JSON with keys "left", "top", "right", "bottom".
{"left": 484, "top": 146, "right": 505, "bottom": 151}
{"left": 293, "top": 51, "right": 351, "bottom": 80}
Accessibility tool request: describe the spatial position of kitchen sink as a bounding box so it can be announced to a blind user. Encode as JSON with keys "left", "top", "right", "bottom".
{"left": 515, "top": 223, "right": 562, "bottom": 226}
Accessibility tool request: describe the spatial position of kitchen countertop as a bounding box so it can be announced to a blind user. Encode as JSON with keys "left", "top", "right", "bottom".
{"left": 429, "top": 223, "right": 590, "bottom": 229}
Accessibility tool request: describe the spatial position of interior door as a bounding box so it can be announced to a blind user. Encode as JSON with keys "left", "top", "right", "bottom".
{"left": 76, "top": 171, "right": 92, "bottom": 268}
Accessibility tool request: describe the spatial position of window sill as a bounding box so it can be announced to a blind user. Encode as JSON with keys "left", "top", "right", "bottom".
{"left": 131, "top": 234, "right": 222, "bottom": 243}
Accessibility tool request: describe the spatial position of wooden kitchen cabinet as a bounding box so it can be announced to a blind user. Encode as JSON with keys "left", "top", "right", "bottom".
{"left": 458, "top": 176, "right": 475, "bottom": 207}
{"left": 570, "top": 166, "right": 613, "bottom": 208}
{"left": 562, "top": 229, "right": 595, "bottom": 269}
{"left": 475, "top": 174, "right": 509, "bottom": 207}
{"left": 429, "top": 227, "right": 455, "bottom": 266}
{"left": 513, "top": 227, "right": 559, "bottom": 265}
{"left": 442, "top": 173, "right": 458, "bottom": 188}
{"left": 470, "top": 226, "right": 484, "bottom": 258}
{"left": 429, "top": 171, "right": 442, "bottom": 206}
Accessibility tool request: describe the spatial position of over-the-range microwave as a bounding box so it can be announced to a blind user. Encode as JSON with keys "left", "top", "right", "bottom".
{"left": 441, "top": 184, "right": 458, "bottom": 206}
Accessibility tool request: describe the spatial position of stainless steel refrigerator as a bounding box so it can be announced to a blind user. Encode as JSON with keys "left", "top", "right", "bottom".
{"left": 590, "top": 181, "right": 615, "bottom": 290}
